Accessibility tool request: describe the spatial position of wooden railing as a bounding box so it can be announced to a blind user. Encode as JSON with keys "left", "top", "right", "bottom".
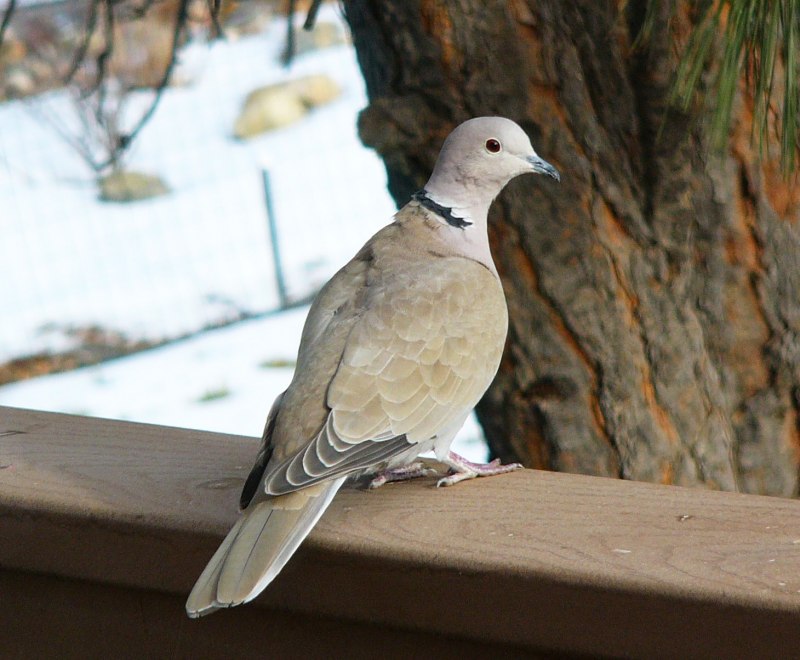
{"left": 1, "top": 405, "right": 799, "bottom": 658}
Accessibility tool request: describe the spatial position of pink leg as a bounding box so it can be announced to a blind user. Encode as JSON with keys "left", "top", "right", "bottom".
{"left": 369, "top": 462, "right": 437, "bottom": 489}
{"left": 437, "top": 451, "right": 522, "bottom": 487}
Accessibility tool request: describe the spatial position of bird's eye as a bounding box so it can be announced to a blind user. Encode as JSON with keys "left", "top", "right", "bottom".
{"left": 485, "top": 138, "right": 502, "bottom": 153}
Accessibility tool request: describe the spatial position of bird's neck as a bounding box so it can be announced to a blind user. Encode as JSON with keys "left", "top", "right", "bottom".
{"left": 411, "top": 188, "right": 498, "bottom": 277}
{"left": 411, "top": 190, "right": 473, "bottom": 229}
{"left": 415, "top": 185, "right": 495, "bottom": 230}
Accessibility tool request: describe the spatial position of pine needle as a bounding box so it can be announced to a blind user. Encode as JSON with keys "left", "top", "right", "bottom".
{"left": 670, "top": 0, "right": 800, "bottom": 174}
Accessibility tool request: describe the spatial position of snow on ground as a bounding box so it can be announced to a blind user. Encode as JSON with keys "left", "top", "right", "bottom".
{"left": 0, "top": 7, "right": 490, "bottom": 462}
{"left": 0, "top": 305, "right": 490, "bottom": 461}
{"left": 0, "top": 6, "right": 394, "bottom": 360}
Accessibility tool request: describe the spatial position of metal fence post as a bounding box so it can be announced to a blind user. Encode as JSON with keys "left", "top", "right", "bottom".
{"left": 261, "top": 166, "right": 289, "bottom": 310}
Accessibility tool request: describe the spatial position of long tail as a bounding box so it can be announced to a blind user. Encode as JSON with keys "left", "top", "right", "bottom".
{"left": 186, "top": 477, "right": 345, "bottom": 617}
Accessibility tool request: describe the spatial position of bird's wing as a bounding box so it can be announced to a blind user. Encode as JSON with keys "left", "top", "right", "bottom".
{"left": 261, "top": 249, "right": 508, "bottom": 496}
{"left": 239, "top": 390, "right": 284, "bottom": 509}
{"left": 237, "top": 223, "right": 387, "bottom": 508}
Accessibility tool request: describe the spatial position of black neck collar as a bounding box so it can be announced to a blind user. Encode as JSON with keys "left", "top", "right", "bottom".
{"left": 411, "top": 189, "right": 472, "bottom": 229}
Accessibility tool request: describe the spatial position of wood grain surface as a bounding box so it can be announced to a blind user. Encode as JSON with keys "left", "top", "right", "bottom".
{"left": 1, "top": 405, "right": 799, "bottom": 657}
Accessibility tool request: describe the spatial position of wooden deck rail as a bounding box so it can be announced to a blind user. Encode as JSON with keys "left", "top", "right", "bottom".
{"left": 1, "top": 405, "right": 799, "bottom": 658}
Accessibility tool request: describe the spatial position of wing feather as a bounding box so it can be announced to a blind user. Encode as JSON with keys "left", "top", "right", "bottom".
{"left": 256, "top": 248, "right": 508, "bottom": 500}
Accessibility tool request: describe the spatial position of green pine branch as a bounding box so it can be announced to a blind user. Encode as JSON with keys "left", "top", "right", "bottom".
{"left": 669, "top": 0, "right": 800, "bottom": 173}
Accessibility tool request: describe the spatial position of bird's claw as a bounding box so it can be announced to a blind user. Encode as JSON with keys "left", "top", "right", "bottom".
{"left": 435, "top": 451, "right": 523, "bottom": 487}
{"left": 368, "top": 462, "right": 437, "bottom": 489}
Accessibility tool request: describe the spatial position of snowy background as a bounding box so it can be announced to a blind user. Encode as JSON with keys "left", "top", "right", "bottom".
{"left": 0, "top": 6, "right": 489, "bottom": 461}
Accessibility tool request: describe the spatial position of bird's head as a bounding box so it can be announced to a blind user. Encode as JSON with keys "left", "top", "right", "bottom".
{"left": 426, "top": 116, "right": 560, "bottom": 202}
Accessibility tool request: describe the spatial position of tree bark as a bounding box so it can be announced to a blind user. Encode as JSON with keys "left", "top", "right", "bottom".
{"left": 343, "top": 0, "right": 800, "bottom": 495}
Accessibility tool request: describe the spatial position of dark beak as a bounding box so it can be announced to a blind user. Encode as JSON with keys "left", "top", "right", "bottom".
{"left": 526, "top": 154, "right": 560, "bottom": 182}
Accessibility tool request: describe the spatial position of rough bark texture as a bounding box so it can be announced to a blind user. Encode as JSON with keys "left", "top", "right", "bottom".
{"left": 343, "top": 0, "right": 800, "bottom": 496}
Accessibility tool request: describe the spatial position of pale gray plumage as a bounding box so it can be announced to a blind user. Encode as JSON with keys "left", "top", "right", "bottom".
{"left": 186, "top": 116, "right": 559, "bottom": 617}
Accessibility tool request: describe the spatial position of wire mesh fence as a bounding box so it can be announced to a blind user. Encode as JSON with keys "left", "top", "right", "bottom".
{"left": 0, "top": 1, "right": 491, "bottom": 462}
{"left": 0, "top": 2, "right": 397, "bottom": 365}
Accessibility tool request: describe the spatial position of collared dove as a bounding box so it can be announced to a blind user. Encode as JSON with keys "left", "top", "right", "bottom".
{"left": 186, "top": 116, "right": 560, "bottom": 617}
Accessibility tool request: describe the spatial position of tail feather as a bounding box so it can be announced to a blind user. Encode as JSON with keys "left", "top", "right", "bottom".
{"left": 186, "top": 477, "right": 345, "bottom": 618}
{"left": 185, "top": 515, "right": 246, "bottom": 616}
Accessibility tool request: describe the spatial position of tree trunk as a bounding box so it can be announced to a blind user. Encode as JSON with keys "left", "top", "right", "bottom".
{"left": 343, "top": 0, "right": 800, "bottom": 496}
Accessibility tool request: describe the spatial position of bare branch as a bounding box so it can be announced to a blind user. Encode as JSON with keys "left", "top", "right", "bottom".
{"left": 282, "top": 0, "right": 325, "bottom": 66}
{"left": 118, "top": 0, "right": 191, "bottom": 152}
{"left": 27, "top": 94, "right": 104, "bottom": 172}
{"left": 122, "top": 0, "right": 158, "bottom": 21}
{"left": 91, "top": 0, "right": 116, "bottom": 96}
{"left": 64, "top": 0, "right": 101, "bottom": 84}
{"left": 303, "top": 0, "right": 324, "bottom": 31}
{"left": 21, "top": 0, "right": 221, "bottom": 177}
{"left": 207, "top": 0, "right": 224, "bottom": 38}
{"left": 0, "top": 0, "right": 16, "bottom": 46}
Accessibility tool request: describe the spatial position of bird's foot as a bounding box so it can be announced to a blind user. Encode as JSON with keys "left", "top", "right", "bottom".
{"left": 436, "top": 451, "right": 522, "bottom": 487}
{"left": 368, "top": 462, "right": 437, "bottom": 489}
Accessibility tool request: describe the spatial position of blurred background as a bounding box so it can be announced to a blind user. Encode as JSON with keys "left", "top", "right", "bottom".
{"left": 0, "top": 0, "right": 490, "bottom": 459}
